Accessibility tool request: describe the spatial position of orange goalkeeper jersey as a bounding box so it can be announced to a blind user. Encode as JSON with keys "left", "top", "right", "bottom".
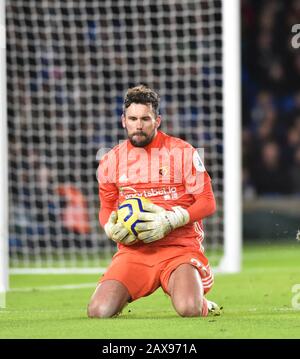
{"left": 98, "top": 131, "right": 216, "bottom": 252}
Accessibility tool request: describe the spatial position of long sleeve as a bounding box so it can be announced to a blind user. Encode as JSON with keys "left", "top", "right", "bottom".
{"left": 98, "top": 182, "right": 118, "bottom": 227}
{"left": 97, "top": 153, "right": 119, "bottom": 228}
{"left": 183, "top": 148, "right": 216, "bottom": 222}
{"left": 186, "top": 178, "right": 216, "bottom": 223}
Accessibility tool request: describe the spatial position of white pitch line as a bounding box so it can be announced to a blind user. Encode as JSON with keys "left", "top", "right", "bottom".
{"left": 10, "top": 283, "right": 96, "bottom": 292}
{"left": 10, "top": 267, "right": 107, "bottom": 275}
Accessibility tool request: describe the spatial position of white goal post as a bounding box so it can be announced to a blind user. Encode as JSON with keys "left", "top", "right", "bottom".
{"left": 0, "top": 0, "right": 8, "bottom": 306}
{"left": 4, "top": 0, "right": 241, "bottom": 277}
{"left": 219, "top": 0, "right": 241, "bottom": 273}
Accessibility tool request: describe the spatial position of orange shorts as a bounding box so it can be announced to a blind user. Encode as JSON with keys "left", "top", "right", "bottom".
{"left": 99, "top": 245, "right": 214, "bottom": 301}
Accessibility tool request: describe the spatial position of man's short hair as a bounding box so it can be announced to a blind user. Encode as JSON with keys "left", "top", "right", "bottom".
{"left": 123, "top": 85, "right": 160, "bottom": 116}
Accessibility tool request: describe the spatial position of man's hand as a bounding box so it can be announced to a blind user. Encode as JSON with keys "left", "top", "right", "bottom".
{"left": 104, "top": 211, "right": 137, "bottom": 245}
{"left": 135, "top": 203, "right": 190, "bottom": 243}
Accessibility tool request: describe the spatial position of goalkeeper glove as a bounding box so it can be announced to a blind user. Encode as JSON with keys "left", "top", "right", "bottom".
{"left": 135, "top": 202, "right": 190, "bottom": 243}
{"left": 104, "top": 211, "right": 137, "bottom": 245}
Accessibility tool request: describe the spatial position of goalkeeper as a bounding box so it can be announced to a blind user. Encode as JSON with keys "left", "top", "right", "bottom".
{"left": 88, "top": 85, "right": 221, "bottom": 318}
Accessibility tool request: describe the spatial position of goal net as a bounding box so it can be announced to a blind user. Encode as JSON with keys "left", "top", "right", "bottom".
{"left": 6, "top": 0, "right": 240, "bottom": 272}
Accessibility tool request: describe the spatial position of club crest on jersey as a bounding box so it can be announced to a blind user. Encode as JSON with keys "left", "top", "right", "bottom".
{"left": 159, "top": 166, "right": 169, "bottom": 177}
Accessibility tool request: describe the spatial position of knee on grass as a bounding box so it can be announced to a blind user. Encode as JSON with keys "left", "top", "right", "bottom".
{"left": 87, "top": 302, "right": 118, "bottom": 318}
{"left": 173, "top": 298, "right": 207, "bottom": 317}
{"left": 174, "top": 299, "right": 204, "bottom": 317}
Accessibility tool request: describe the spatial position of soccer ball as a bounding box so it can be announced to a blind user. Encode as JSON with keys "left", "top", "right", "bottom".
{"left": 117, "top": 197, "right": 150, "bottom": 236}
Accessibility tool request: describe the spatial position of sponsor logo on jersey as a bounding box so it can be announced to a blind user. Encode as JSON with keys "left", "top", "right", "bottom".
{"left": 120, "top": 185, "right": 178, "bottom": 200}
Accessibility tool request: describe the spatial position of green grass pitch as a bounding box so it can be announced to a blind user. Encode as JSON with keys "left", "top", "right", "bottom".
{"left": 1, "top": 243, "right": 300, "bottom": 339}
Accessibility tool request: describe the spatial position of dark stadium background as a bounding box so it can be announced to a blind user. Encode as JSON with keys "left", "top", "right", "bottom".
{"left": 242, "top": 0, "right": 300, "bottom": 241}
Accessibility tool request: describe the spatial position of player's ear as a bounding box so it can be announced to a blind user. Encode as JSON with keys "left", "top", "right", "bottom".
{"left": 155, "top": 115, "right": 162, "bottom": 129}
{"left": 121, "top": 114, "right": 126, "bottom": 128}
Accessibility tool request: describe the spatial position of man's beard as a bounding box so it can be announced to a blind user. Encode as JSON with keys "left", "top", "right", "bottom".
{"left": 127, "top": 130, "right": 156, "bottom": 147}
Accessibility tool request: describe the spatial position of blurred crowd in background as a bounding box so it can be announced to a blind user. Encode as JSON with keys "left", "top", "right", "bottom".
{"left": 242, "top": 0, "right": 300, "bottom": 197}
{"left": 7, "top": 1, "right": 223, "bottom": 249}
{"left": 7, "top": 0, "right": 299, "bottom": 253}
